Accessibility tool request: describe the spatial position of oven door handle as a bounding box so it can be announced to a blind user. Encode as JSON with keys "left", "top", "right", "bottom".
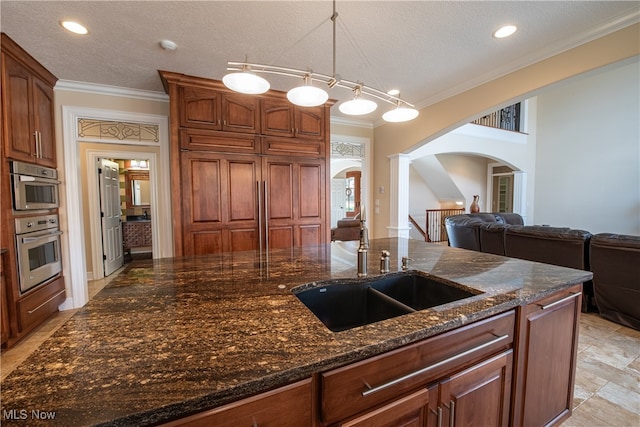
{"left": 21, "top": 230, "right": 63, "bottom": 243}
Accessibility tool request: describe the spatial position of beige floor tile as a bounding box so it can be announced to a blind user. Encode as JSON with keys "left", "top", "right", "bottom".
{"left": 578, "top": 353, "right": 640, "bottom": 393}
{"left": 629, "top": 355, "right": 640, "bottom": 374}
{"left": 596, "top": 381, "right": 640, "bottom": 415}
{"left": 581, "top": 340, "right": 639, "bottom": 371}
{"left": 567, "top": 394, "right": 640, "bottom": 427}
{"left": 573, "top": 367, "right": 608, "bottom": 407}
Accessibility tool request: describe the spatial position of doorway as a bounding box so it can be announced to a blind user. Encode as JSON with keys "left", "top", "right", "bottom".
{"left": 86, "top": 149, "right": 161, "bottom": 281}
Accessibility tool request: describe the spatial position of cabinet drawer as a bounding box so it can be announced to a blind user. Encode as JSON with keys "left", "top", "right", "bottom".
{"left": 321, "top": 310, "right": 515, "bottom": 424}
{"left": 162, "top": 378, "right": 312, "bottom": 427}
{"left": 262, "top": 137, "right": 324, "bottom": 158}
{"left": 16, "top": 275, "right": 65, "bottom": 332}
{"left": 180, "top": 129, "right": 260, "bottom": 153}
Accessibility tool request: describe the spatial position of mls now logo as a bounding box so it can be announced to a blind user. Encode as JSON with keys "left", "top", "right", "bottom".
{"left": 3, "top": 409, "right": 56, "bottom": 420}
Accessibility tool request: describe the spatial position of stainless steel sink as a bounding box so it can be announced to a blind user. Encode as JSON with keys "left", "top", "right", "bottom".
{"left": 292, "top": 271, "right": 482, "bottom": 332}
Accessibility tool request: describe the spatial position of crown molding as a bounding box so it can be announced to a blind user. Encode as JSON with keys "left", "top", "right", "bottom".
{"left": 330, "top": 115, "right": 374, "bottom": 129}
{"left": 55, "top": 80, "right": 169, "bottom": 102}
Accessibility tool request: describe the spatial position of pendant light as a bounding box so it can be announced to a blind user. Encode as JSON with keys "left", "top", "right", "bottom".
{"left": 339, "top": 85, "right": 377, "bottom": 115}
{"left": 222, "top": 63, "right": 270, "bottom": 95}
{"left": 287, "top": 74, "right": 329, "bottom": 107}
{"left": 223, "top": 0, "right": 418, "bottom": 121}
{"left": 382, "top": 101, "right": 419, "bottom": 123}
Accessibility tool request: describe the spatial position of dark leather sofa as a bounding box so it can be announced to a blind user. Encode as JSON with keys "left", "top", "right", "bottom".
{"left": 589, "top": 233, "right": 640, "bottom": 330}
{"left": 445, "top": 213, "right": 639, "bottom": 330}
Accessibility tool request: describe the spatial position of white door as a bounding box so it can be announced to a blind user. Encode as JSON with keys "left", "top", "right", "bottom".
{"left": 331, "top": 179, "right": 347, "bottom": 228}
{"left": 99, "top": 159, "right": 124, "bottom": 276}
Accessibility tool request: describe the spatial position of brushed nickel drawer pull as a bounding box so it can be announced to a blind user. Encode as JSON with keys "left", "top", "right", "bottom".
{"left": 540, "top": 292, "right": 581, "bottom": 310}
{"left": 27, "top": 289, "right": 65, "bottom": 314}
{"left": 361, "top": 334, "right": 509, "bottom": 396}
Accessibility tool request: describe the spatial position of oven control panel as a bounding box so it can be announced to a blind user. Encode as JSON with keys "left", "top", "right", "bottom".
{"left": 15, "top": 214, "right": 59, "bottom": 234}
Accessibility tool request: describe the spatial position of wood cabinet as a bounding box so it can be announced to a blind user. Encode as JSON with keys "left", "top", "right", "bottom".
{"left": 1, "top": 33, "right": 57, "bottom": 167}
{"left": 261, "top": 98, "right": 325, "bottom": 140}
{"left": 1, "top": 250, "right": 9, "bottom": 346}
{"left": 162, "top": 378, "right": 313, "bottom": 427}
{"left": 160, "top": 71, "right": 333, "bottom": 256}
{"left": 179, "top": 85, "right": 259, "bottom": 134}
{"left": 15, "top": 275, "right": 65, "bottom": 333}
{"left": 432, "top": 350, "right": 512, "bottom": 427}
{"left": 179, "top": 151, "right": 325, "bottom": 255}
{"left": 512, "top": 284, "right": 582, "bottom": 426}
{"left": 321, "top": 310, "right": 515, "bottom": 425}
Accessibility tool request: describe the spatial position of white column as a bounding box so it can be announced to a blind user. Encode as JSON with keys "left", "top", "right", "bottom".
{"left": 513, "top": 171, "right": 527, "bottom": 224}
{"left": 387, "top": 153, "right": 411, "bottom": 238}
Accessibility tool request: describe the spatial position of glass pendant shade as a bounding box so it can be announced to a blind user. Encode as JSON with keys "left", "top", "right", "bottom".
{"left": 382, "top": 105, "right": 419, "bottom": 122}
{"left": 223, "top": 71, "right": 270, "bottom": 94}
{"left": 339, "top": 98, "right": 377, "bottom": 115}
{"left": 287, "top": 76, "right": 329, "bottom": 107}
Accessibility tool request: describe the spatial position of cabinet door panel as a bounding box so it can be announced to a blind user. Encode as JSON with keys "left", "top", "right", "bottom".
{"left": 229, "top": 229, "right": 258, "bottom": 252}
{"left": 518, "top": 288, "right": 581, "bottom": 427}
{"left": 181, "top": 153, "right": 260, "bottom": 255}
{"left": 186, "top": 157, "right": 222, "bottom": 223}
{"left": 340, "top": 388, "right": 430, "bottom": 427}
{"left": 269, "top": 226, "right": 294, "bottom": 250}
{"left": 3, "top": 54, "right": 34, "bottom": 162}
{"left": 223, "top": 94, "right": 259, "bottom": 133}
{"left": 296, "top": 106, "right": 325, "bottom": 140}
{"left": 443, "top": 350, "right": 512, "bottom": 427}
{"left": 299, "top": 163, "right": 322, "bottom": 218}
{"left": 299, "top": 225, "right": 322, "bottom": 247}
{"left": 265, "top": 162, "right": 293, "bottom": 220}
{"left": 227, "top": 160, "right": 257, "bottom": 222}
{"left": 180, "top": 86, "right": 222, "bottom": 129}
{"left": 192, "top": 231, "right": 223, "bottom": 255}
{"left": 32, "top": 77, "right": 56, "bottom": 167}
{"left": 261, "top": 99, "right": 295, "bottom": 137}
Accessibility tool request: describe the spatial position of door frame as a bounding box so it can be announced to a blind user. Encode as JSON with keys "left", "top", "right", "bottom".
{"left": 88, "top": 150, "right": 159, "bottom": 279}
{"left": 61, "top": 106, "right": 172, "bottom": 309}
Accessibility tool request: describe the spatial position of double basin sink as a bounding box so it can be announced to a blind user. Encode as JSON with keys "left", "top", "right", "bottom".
{"left": 292, "top": 271, "right": 482, "bottom": 332}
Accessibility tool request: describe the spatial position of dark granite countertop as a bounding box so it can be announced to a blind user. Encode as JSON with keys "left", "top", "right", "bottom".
{"left": 0, "top": 238, "right": 592, "bottom": 426}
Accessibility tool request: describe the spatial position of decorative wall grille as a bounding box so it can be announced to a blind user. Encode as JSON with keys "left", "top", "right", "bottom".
{"left": 331, "top": 142, "right": 364, "bottom": 158}
{"left": 78, "top": 118, "right": 159, "bottom": 142}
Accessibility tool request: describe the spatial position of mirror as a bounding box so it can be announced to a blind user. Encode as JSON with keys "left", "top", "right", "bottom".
{"left": 125, "top": 171, "right": 150, "bottom": 207}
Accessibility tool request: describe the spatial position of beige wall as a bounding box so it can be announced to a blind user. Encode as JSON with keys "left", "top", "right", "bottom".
{"left": 534, "top": 58, "right": 639, "bottom": 234}
{"left": 371, "top": 23, "right": 640, "bottom": 238}
{"left": 54, "top": 89, "right": 169, "bottom": 281}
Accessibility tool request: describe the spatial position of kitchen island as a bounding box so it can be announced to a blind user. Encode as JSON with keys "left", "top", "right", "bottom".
{"left": 0, "top": 238, "right": 592, "bottom": 426}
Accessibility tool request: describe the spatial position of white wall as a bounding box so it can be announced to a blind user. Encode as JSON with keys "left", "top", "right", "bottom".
{"left": 408, "top": 166, "right": 439, "bottom": 215}
{"left": 437, "top": 154, "right": 489, "bottom": 212}
{"left": 534, "top": 59, "right": 640, "bottom": 234}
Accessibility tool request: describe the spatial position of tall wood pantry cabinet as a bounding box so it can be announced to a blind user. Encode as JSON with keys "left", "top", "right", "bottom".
{"left": 159, "top": 71, "right": 334, "bottom": 256}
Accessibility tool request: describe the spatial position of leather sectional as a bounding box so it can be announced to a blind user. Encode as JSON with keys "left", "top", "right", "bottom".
{"left": 445, "top": 213, "right": 639, "bottom": 330}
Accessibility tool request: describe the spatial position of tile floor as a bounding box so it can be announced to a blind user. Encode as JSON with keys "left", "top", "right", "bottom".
{"left": 2, "top": 270, "right": 639, "bottom": 426}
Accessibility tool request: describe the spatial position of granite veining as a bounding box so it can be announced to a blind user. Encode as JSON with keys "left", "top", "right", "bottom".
{"left": 0, "top": 238, "right": 592, "bottom": 426}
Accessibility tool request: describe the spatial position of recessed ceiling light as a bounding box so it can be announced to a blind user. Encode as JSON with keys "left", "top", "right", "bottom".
{"left": 387, "top": 89, "right": 400, "bottom": 96}
{"left": 61, "top": 20, "right": 88, "bottom": 35}
{"left": 494, "top": 25, "right": 517, "bottom": 39}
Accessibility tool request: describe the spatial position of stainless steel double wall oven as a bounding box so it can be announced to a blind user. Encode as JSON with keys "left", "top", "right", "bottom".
{"left": 10, "top": 161, "right": 62, "bottom": 294}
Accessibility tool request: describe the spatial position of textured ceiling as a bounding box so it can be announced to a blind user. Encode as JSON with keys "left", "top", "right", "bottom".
{"left": 1, "top": 1, "right": 638, "bottom": 123}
